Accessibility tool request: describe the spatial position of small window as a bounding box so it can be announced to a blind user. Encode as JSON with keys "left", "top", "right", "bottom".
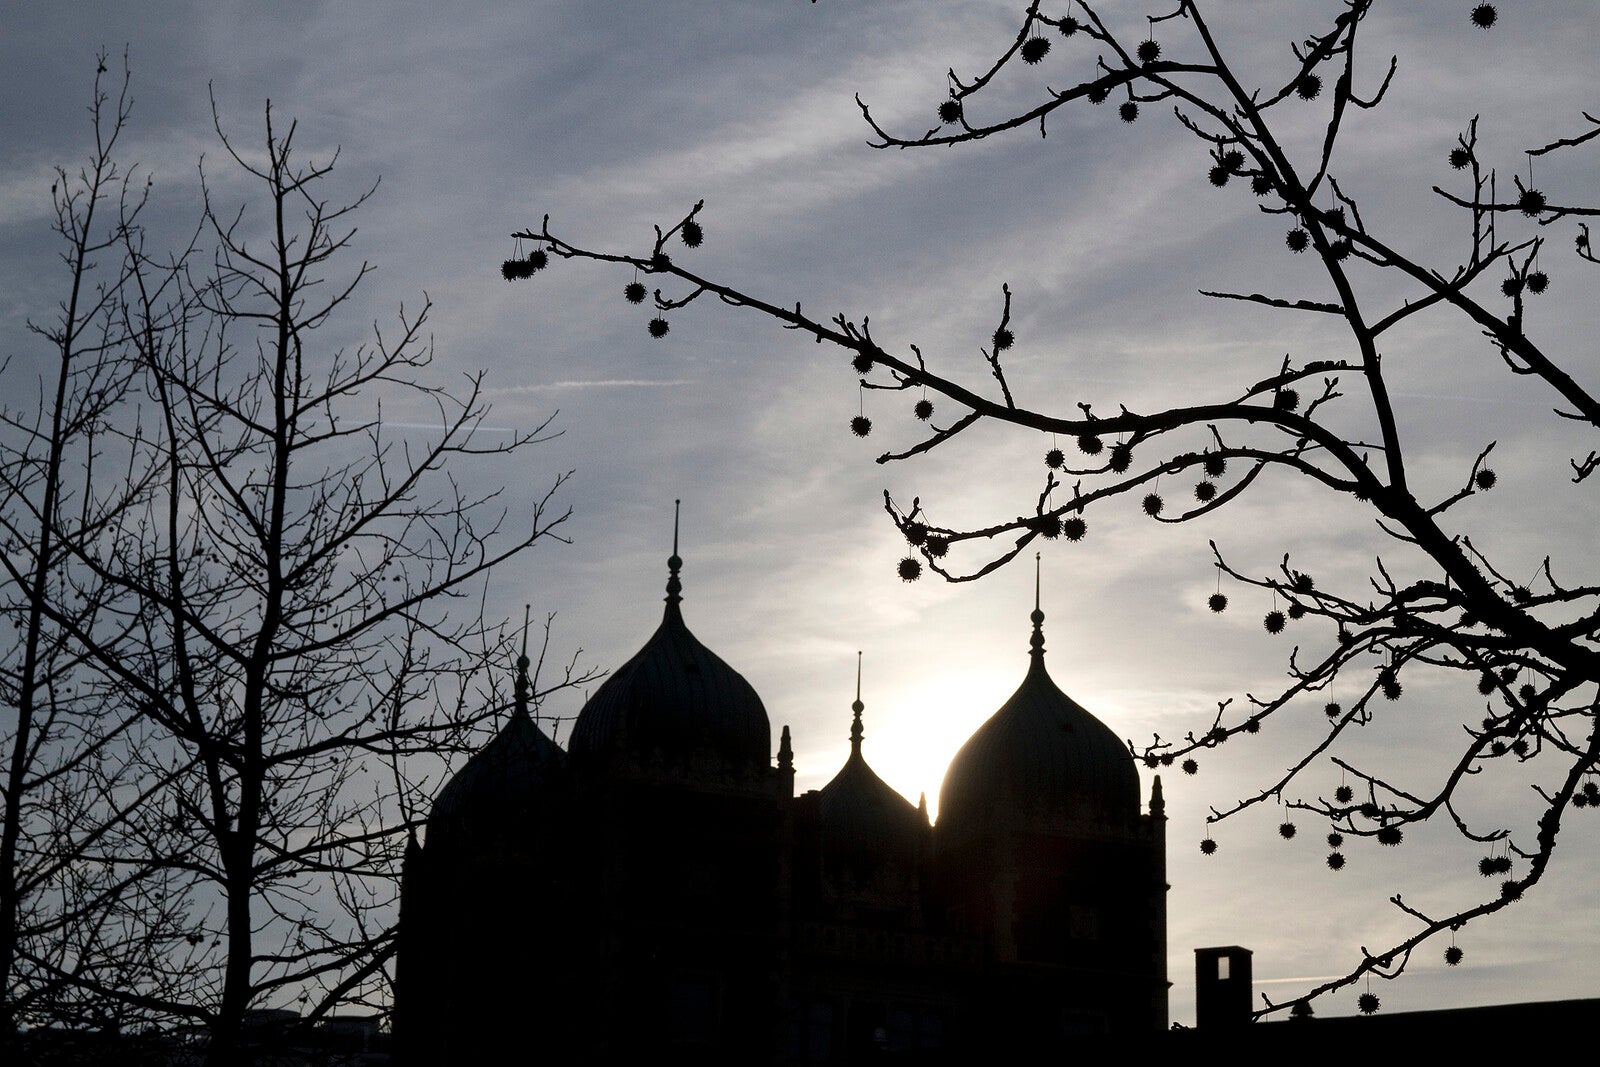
{"left": 1217, "top": 956, "right": 1231, "bottom": 980}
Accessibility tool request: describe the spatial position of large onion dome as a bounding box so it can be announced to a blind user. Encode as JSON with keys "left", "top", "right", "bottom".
{"left": 937, "top": 576, "right": 1138, "bottom": 841}
{"left": 568, "top": 544, "right": 771, "bottom": 779}
{"left": 428, "top": 652, "right": 566, "bottom": 839}
{"left": 817, "top": 657, "right": 925, "bottom": 877}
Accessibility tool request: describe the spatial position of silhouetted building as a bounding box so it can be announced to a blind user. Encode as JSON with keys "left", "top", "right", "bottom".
{"left": 396, "top": 542, "right": 1168, "bottom": 1064}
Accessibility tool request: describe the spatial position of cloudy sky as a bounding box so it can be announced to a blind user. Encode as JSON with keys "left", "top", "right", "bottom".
{"left": 4, "top": 0, "right": 1596, "bottom": 1026}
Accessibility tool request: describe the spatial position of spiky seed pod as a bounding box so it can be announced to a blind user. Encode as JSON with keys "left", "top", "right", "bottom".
{"left": 1449, "top": 147, "right": 1472, "bottom": 170}
{"left": 1359, "top": 802, "right": 1381, "bottom": 819}
{"left": 1325, "top": 702, "right": 1342, "bottom": 719}
{"left": 1445, "top": 945, "right": 1464, "bottom": 966}
{"left": 527, "top": 249, "right": 549, "bottom": 271}
{"left": 898, "top": 556, "right": 922, "bottom": 582}
{"left": 1286, "top": 227, "right": 1310, "bottom": 252}
{"left": 1518, "top": 188, "right": 1547, "bottom": 216}
{"left": 1358, "top": 993, "right": 1380, "bottom": 1015}
{"left": 1182, "top": 758, "right": 1199, "bottom": 776}
{"left": 1119, "top": 101, "right": 1139, "bottom": 123}
{"left": 1338, "top": 628, "right": 1354, "bottom": 646}
{"left": 1376, "top": 825, "right": 1403, "bottom": 846}
{"left": 1109, "top": 443, "right": 1132, "bottom": 472}
{"left": 1021, "top": 36, "right": 1051, "bottom": 64}
{"left": 1275, "top": 388, "right": 1300, "bottom": 411}
{"left": 1526, "top": 271, "right": 1549, "bottom": 294}
{"left": 1251, "top": 174, "right": 1274, "bottom": 196}
{"left": 1195, "top": 480, "right": 1217, "bottom": 502}
{"left": 1576, "top": 793, "right": 1590, "bottom": 808}
{"left": 1136, "top": 39, "right": 1161, "bottom": 63}
{"left": 1502, "top": 276, "right": 1522, "bottom": 297}
{"left": 648, "top": 317, "right": 670, "bottom": 338}
{"left": 1471, "top": 5, "right": 1497, "bottom": 28}
{"left": 850, "top": 415, "right": 872, "bottom": 437}
{"left": 1518, "top": 682, "right": 1536, "bottom": 702}
{"left": 1046, "top": 447, "right": 1066, "bottom": 469}
{"left": 651, "top": 251, "right": 672, "bottom": 269}
{"left": 1511, "top": 737, "right": 1529, "bottom": 756}
{"left": 1328, "top": 832, "right": 1345, "bottom": 847}
{"left": 1293, "top": 572, "right": 1315, "bottom": 593}
{"left": 993, "top": 327, "right": 1015, "bottom": 351}
{"left": 1479, "top": 671, "right": 1497, "bottom": 695}
{"left": 1142, "top": 493, "right": 1164, "bottom": 517}
{"left": 1296, "top": 73, "right": 1322, "bottom": 100}
{"left": 1035, "top": 514, "right": 1062, "bottom": 539}
{"left": 1279, "top": 822, "right": 1297, "bottom": 839}
{"left": 852, "top": 352, "right": 875, "bottom": 373}
{"left": 1335, "top": 786, "right": 1354, "bottom": 805}
{"left": 1208, "top": 593, "right": 1228, "bottom": 613}
{"left": 1380, "top": 670, "right": 1402, "bottom": 700}
{"left": 1264, "top": 610, "right": 1286, "bottom": 634}
{"left": 1204, "top": 453, "right": 1227, "bottom": 477}
{"left": 1059, "top": 16, "right": 1080, "bottom": 36}
{"left": 1511, "top": 586, "right": 1531, "bottom": 603}
{"left": 1160, "top": 753, "right": 1174, "bottom": 766}
{"left": 1221, "top": 149, "right": 1245, "bottom": 172}
{"left": 1088, "top": 83, "right": 1111, "bottom": 104}
{"left": 501, "top": 259, "right": 522, "bottom": 281}
{"left": 1144, "top": 754, "right": 1159, "bottom": 768}
{"left": 680, "top": 220, "right": 704, "bottom": 247}
{"left": 1287, "top": 602, "right": 1306, "bottom": 620}
{"left": 1079, "top": 434, "right": 1104, "bottom": 454}
{"left": 1330, "top": 239, "right": 1352, "bottom": 260}
{"left": 1490, "top": 740, "right": 1508, "bottom": 756}
{"left": 1062, "top": 516, "right": 1087, "bottom": 541}
{"left": 1479, "top": 856, "right": 1497, "bottom": 877}
{"left": 1208, "top": 165, "right": 1230, "bottom": 188}
{"left": 1500, "top": 879, "right": 1521, "bottom": 900}
{"left": 914, "top": 398, "right": 934, "bottom": 420}
{"left": 1200, "top": 837, "right": 1217, "bottom": 855}
{"left": 938, "top": 99, "right": 962, "bottom": 124}
{"left": 925, "top": 536, "right": 949, "bottom": 558}
{"left": 1584, "top": 780, "right": 1599, "bottom": 801}
{"left": 625, "top": 281, "right": 648, "bottom": 304}
{"left": 1327, "top": 851, "right": 1346, "bottom": 870}
{"left": 1244, "top": 718, "right": 1260, "bottom": 733}
{"left": 904, "top": 521, "right": 928, "bottom": 545}
{"left": 1494, "top": 855, "right": 1513, "bottom": 874}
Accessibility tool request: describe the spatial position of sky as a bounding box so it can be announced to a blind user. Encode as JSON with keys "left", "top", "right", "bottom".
{"left": 3, "top": 0, "right": 1597, "bottom": 1028}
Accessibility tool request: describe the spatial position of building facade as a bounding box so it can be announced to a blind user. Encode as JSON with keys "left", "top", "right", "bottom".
{"left": 396, "top": 548, "right": 1167, "bottom": 1063}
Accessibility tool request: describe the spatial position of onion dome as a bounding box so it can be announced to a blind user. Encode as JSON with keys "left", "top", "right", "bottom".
{"left": 569, "top": 514, "right": 771, "bottom": 778}
{"left": 937, "top": 561, "right": 1138, "bottom": 839}
{"left": 817, "top": 655, "right": 925, "bottom": 876}
{"left": 428, "top": 648, "right": 566, "bottom": 837}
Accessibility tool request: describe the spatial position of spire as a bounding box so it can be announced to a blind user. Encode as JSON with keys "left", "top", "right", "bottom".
{"left": 1029, "top": 551, "right": 1046, "bottom": 662}
{"left": 1150, "top": 774, "right": 1166, "bottom": 818}
{"left": 849, "top": 651, "right": 865, "bottom": 758}
{"left": 665, "top": 499, "right": 683, "bottom": 607}
{"left": 778, "top": 724, "right": 794, "bottom": 773}
{"left": 514, "top": 604, "right": 533, "bottom": 722}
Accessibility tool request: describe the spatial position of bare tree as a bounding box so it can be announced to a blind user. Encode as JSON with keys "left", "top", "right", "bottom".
{"left": 0, "top": 55, "right": 196, "bottom": 1048}
{"left": 6, "top": 99, "right": 595, "bottom": 1063}
{"left": 511, "top": 1, "right": 1600, "bottom": 1017}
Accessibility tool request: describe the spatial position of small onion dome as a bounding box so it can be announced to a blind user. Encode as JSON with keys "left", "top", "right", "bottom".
{"left": 937, "top": 578, "right": 1138, "bottom": 842}
{"left": 569, "top": 548, "right": 771, "bottom": 779}
{"left": 817, "top": 666, "right": 925, "bottom": 878}
{"left": 428, "top": 691, "right": 566, "bottom": 841}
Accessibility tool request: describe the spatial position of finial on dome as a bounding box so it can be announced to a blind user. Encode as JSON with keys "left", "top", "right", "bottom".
{"left": 849, "top": 651, "right": 865, "bottom": 756}
{"left": 514, "top": 604, "right": 533, "bottom": 721}
{"left": 665, "top": 499, "right": 683, "bottom": 605}
{"left": 1029, "top": 552, "right": 1046, "bottom": 659}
